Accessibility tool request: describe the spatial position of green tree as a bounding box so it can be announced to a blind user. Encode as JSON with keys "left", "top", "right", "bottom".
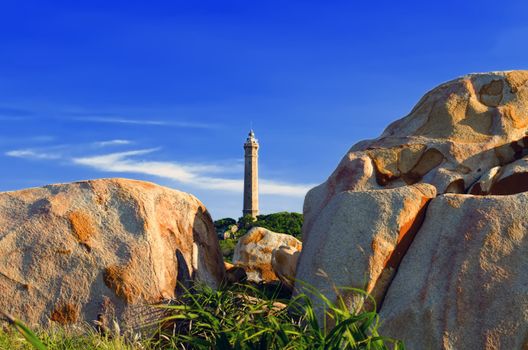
{"left": 214, "top": 217, "right": 237, "bottom": 233}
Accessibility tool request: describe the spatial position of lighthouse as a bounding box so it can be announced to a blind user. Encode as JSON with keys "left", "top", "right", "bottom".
{"left": 243, "top": 130, "right": 259, "bottom": 218}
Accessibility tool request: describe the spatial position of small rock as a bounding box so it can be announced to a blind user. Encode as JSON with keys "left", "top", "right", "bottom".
{"left": 233, "top": 227, "right": 302, "bottom": 284}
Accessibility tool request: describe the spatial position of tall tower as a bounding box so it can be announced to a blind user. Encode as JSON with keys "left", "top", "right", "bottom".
{"left": 243, "top": 129, "right": 259, "bottom": 218}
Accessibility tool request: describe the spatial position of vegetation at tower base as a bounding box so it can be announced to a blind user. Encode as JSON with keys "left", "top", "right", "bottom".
{"left": 252, "top": 212, "right": 303, "bottom": 239}
{"left": 214, "top": 217, "right": 237, "bottom": 235}
{"left": 0, "top": 282, "right": 405, "bottom": 350}
{"left": 214, "top": 212, "right": 303, "bottom": 239}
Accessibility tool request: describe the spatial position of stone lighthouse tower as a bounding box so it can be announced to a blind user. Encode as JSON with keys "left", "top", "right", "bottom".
{"left": 243, "top": 130, "right": 259, "bottom": 218}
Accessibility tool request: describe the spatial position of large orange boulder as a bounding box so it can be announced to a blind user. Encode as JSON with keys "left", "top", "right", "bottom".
{"left": 295, "top": 71, "right": 528, "bottom": 347}
{"left": 0, "top": 178, "right": 225, "bottom": 329}
{"left": 303, "top": 71, "right": 528, "bottom": 242}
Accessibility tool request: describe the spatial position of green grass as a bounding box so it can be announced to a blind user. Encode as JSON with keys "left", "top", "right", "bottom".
{"left": 1, "top": 282, "right": 404, "bottom": 350}
{"left": 155, "top": 283, "right": 403, "bottom": 349}
{"left": 0, "top": 326, "right": 144, "bottom": 350}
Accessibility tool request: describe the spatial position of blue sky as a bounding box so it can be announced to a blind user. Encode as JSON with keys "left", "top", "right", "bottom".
{"left": 1, "top": 1, "right": 527, "bottom": 219}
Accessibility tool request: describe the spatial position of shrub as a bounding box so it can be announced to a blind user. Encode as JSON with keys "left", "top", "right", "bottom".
{"left": 253, "top": 212, "right": 303, "bottom": 239}
{"left": 231, "top": 212, "right": 304, "bottom": 239}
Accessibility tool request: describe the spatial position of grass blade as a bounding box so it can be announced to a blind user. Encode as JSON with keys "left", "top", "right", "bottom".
{"left": 1, "top": 312, "right": 47, "bottom": 350}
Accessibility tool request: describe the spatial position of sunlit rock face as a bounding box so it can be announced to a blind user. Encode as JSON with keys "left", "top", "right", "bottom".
{"left": 297, "top": 183, "right": 436, "bottom": 311}
{"left": 379, "top": 193, "right": 528, "bottom": 349}
{"left": 0, "top": 178, "right": 225, "bottom": 329}
{"left": 302, "top": 71, "right": 528, "bottom": 241}
{"left": 295, "top": 71, "right": 528, "bottom": 348}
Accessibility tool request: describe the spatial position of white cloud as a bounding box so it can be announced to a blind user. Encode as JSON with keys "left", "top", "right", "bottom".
{"left": 5, "top": 145, "right": 314, "bottom": 200}
{"left": 72, "top": 116, "right": 216, "bottom": 129}
{"left": 94, "top": 139, "right": 132, "bottom": 147}
{"left": 5, "top": 149, "right": 62, "bottom": 160}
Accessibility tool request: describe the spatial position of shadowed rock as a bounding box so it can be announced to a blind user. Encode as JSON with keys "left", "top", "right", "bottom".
{"left": 469, "top": 155, "right": 528, "bottom": 195}
{"left": 271, "top": 245, "right": 300, "bottom": 289}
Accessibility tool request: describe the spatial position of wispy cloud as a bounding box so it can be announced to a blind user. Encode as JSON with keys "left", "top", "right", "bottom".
{"left": 93, "top": 139, "right": 132, "bottom": 147}
{"left": 5, "top": 145, "right": 313, "bottom": 198}
{"left": 72, "top": 149, "right": 312, "bottom": 197}
{"left": 72, "top": 116, "right": 216, "bottom": 129}
{"left": 5, "top": 149, "right": 62, "bottom": 160}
